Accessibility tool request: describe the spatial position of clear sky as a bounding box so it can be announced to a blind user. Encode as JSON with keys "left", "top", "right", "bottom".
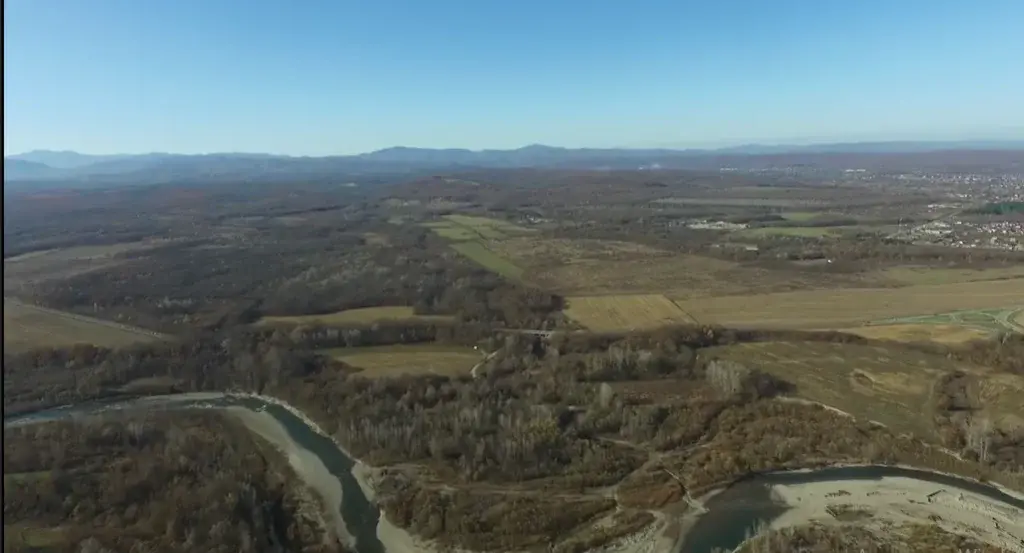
{"left": 4, "top": 0, "right": 1024, "bottom": 156}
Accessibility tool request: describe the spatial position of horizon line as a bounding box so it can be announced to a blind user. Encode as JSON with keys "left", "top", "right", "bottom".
{"left": 7, "top": 137, "right": 1024, "bottom": 159}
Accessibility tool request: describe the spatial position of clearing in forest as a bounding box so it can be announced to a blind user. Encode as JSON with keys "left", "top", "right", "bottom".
{"left": 3, "top": 300, "right": 167, "bottom": 353}
{"left": 320, "top": 344, "right": 482, "bottom": 379}
{"left": 424, "top": 214, "right": 536, "bottom": 242}
{"left": 256, "top": 306, "right": 453, "bottom": 326}
{"left": 675, "top": 278, "right": 1024, "bottom": 329}
{"left": 563, "top": 294, "right": 696, "bottom": 332}
{"left": 450, "top": 242, "right": 524, "bottom": 280}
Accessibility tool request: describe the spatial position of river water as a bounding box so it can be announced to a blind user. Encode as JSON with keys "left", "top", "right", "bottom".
{"left": 6, "top": 395, "right": 1023, "bottom": 553}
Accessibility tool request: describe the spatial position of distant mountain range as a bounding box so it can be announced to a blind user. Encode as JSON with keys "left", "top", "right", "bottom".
{"left": 5, "top": 140, "right": 1024, "bottom": 188}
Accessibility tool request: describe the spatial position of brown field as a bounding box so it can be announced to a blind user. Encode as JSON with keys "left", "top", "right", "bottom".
{"left": 256, "top": 306, "right": 453, "bottom": 326}
{"left": 3, "top": 300, "right": 166, "bottom": 353}
{"left": 835, "top": 324, "right": 993, "bottom": 345}
{"left": 676, "top": 278, "right": 1024, "bottom": 329}
{"left": 490, "top": 237, "right": 834, "bottom": 297}
{"left": 878, "top": 265, "right": 1024, "bottom": 286}
{"left": 319, "top": 344, "right": 482, "bottom": 379}
{"left": 701, "top": 341, "right": 996, "bottom": 439}
{"left": 563, "top": 294, "right": 696, "bottom": 332}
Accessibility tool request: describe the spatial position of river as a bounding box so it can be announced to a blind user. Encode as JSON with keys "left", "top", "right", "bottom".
{"left": 6, "top": 395, "right": 1024, "bottom": 553}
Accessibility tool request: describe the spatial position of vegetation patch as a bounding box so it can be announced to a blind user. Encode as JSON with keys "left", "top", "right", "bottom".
{"left": 876, "top": 306, "right": 1024, "bottom": 333}
{"left": 320, "top": 343, "right": 482, "bottom": 379}
{"left": 256, "top": 306, "right": 453, "bottom": 326}
{"left": 737, "top": 226, "right": 842, "bottom": 238}
{"left": 700, "top": 341, "right": 973, "bottom": 438}
{"left": 424, "top": 214, "right": 536, "bottom": 243}
{"left": 450, "top": 241, "right": 524, "bottom": 280}
{"left": 879, "top": 265, "right": 1024, "bottom": 286}
{"left": 3, "top": 300, "right": 166, "bottom": 353}
{"left": 836, "top": 324, "right": 993, "bottom": 344}
{"left": 563, "top": 294, "right": 695, "bottom": 332}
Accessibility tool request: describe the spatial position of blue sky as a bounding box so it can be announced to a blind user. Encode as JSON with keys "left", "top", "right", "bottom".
{"left": 4, "top": 0, "right": 1024, "bottom": 155}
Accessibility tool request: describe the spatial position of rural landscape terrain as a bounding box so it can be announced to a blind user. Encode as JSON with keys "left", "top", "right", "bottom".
{"left": 3, "top": 146, "right": 1024, "bottom": 553}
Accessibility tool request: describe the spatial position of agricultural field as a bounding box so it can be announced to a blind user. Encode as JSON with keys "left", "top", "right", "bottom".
{"left": 450, "top": 242, "right": 524, "bottom": 280}
{"left": 3, "top": 300, "right": 167, "bottom": 353}
{"left": 256, "top": 306, "right": 453, "bottom": 326}
{"left": 563, "top": 294, "right": 696, "bottom": 332}
{"left": 836, "top": 324, "right": 993, "bottom": 345}
{"left": 319, "top": 343, "right": 483, "bottom": 379}
{"left": 424, "top": 214, "right": 536, "bottom": 242}
{"left": 878, "top": 265, "right": 1024, "bottom": 286}
{"left": 653, "top": 197, "right": 830, "bottom": 208}
{"left": 871, "top": 306, "right": 1024, "bottom": 333}
{"left": 422, "top": 215, "right": 534, "bottom": 279}
{"left": 676, "top": 278, "right": 1024, "bottom": 329}
{"left": 700, "top": 341, "right": 994, "bottom": 439}
{"left": 490, "top": 237, "right": 796, "bottom": 297}
{"left": 736, "top": 226, "right": 842, "bottom": 238}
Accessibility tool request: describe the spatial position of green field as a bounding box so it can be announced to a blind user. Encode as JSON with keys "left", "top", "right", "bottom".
{"left": 424, "top": 214, "right": 536, "bottom": 243}
{"left": 450, "top": 242, "right": 524, "bottom": 280}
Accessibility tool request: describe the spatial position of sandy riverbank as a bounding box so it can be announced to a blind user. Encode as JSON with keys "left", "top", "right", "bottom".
{"left": 769, "top": 476, "right": 1024, "bottom": 551}
{"left": 226, "top": 406, "right": 354, "bottom": 549}
{"left": 236, "top": 393, "right": 452, "bottom": 553}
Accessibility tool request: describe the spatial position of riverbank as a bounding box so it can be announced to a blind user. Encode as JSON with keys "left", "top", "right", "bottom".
{"left": 227, "top": 406, "right": 354, "bottom": 548}
{"left": 769, "top": 476, "right": 1024, "bottom": 552}
{"left": 232, "top": 393, "right": 451, "bottom": 553}
{"left": 8, "top": 393, "right": 1023, "bottom": 553}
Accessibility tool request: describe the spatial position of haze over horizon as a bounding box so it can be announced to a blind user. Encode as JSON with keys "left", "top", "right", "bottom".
{"left": 5, "top": 0, "right": 1024, "bottom": 156}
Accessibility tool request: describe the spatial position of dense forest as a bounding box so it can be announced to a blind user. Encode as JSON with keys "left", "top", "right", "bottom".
{"left": 3, "top": 412, "right": 345, "bottom": 553}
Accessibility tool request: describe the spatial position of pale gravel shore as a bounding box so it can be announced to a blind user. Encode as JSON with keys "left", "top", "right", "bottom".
{"left": 225, "top": 406, "right": 355, "bottom": 549}
{"left": 769, "top": 477, "right": 1024, "bottom": 552}
{"left": 235, "top": 393, "right": 454, "bottom": 553}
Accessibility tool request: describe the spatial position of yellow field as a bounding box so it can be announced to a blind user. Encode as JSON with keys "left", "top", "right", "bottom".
{"left": 702, "top": 341, "right": 979, "bottom": 439}
{"left": 676, "top": 278, "right": 1024, "bottom": 329}
{"left": 256, "top": 306, "right": 453, "bottom": 326}
{"left": 3, "top": 300, "right": 167, "bottom": 353}
{"left": 320, "top": 344, "right": 481, "bottom": 379}
{"left": 836, "top": 324, "right": 993, "bottom": 345}
{"left": 564, "top": 294, "right": 696, "bottom": 332}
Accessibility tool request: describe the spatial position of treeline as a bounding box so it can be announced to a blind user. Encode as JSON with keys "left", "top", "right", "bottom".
{"left": 3, "top": 412, "right": 345, "bottom": 553}
{"left": 4, "top": 324, "right": 1022, "bottom": 551}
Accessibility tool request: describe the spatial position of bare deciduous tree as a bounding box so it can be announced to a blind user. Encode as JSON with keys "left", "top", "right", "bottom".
{"left": 706, "top": 359, "right": 751, "bottom": 397}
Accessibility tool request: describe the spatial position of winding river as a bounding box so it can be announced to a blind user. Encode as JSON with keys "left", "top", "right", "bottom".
{"left": 5, "top": 395, "right": 1024, "bottom": 553}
